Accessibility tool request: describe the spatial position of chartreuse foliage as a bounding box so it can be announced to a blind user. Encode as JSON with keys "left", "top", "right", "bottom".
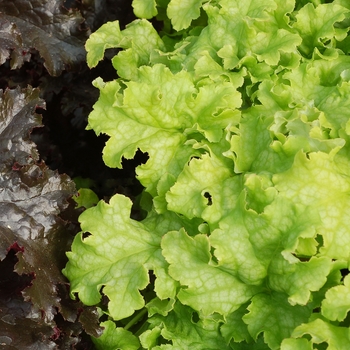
{"left": 63, "top": 0, "right": 350, "bottom": 348}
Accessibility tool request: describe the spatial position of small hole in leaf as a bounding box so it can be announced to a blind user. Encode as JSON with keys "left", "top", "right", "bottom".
{"left": 313, "top": 307, "right": 321, "bottom": 314}
{"left": 82, "top": 232, "right": 91, "bottom": 240}
{"left": 187, "top": 156, "right": 200, "bottom": 165}
{"left": 203, "top": 192, "right": 212, "bottom": 206}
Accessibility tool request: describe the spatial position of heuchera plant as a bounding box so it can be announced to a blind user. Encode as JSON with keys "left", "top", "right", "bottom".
{"left": 0, "top": 1, "right": 107, "bottom": 347}
{"left": 64, "top": 0, "right": 350, "bottom": 348}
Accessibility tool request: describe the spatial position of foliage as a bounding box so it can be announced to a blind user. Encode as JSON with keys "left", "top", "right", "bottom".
{"left": 0, "top": 0, "right": 137, "bottom": 348}
{"left": 63, "top": 0, "right": 350, "bottom": 348}
{"left": 0, "top": 85, "right": 103, "bottom": 348}
{"left": 0, "top": 0, "right": 86, "bottom": 75}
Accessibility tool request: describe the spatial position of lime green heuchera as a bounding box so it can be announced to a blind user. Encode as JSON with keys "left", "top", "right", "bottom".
{"left": 63, "top": 0, "right": 350, "bottom": 348}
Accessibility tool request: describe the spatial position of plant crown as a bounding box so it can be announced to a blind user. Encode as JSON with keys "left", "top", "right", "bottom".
{"left": 64, "top": 0, "right": 350, "bottom": 348}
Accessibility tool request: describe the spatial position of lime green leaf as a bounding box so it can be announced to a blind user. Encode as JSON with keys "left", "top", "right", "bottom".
{"left": 272, "top": 0, "right": 297, "bottom": 28}
{"left": 167, "top": 0, "right": 205, "bottom": 31}
{"left": 322, "top": 274, "right": 350, "bottom": 321}
{"left": 162, "top": 229, "right": 261, "bottom": 316}
{"left": 132, "top": 0, "right": 158, "bottom": 19}
{"left": 263, "top": 198, "right": 321, "bottom": 264}
{"left": 220, "top": 303, "right": 253, "bottom": 344}
{"left": 244, "top": 173, "right": 277, "bottom": 214}
{"left": 273, "top": 151, "right": 350, "bottom": 260}
{"left": 140, "top": 326, "right": 162, "bottom": 349}
{"left": 92, "top": 320, "right": 140, "bottom": 350}
{"left": 273, "top": 109, "right": 346, "bottom": 157}
{"left": 86, "top": 19, "right": 165, "bottom": 78}
{"left": 153, "top": 150, "right": 200, "bottom": 214}
{"left": 293, "top": 3, "right": 349, "bottom": 56}
{"left": 230, "top": 336, "right": 271, "bottom": 349}
{"left": 146, "top": 297, "right": 175, "bottom": 317}
{"left": 335, "top": 0, "right": 350, "bottom": 9}
{"left": 122, "top": 65, "right": 196, "bottom": 130}
{"left": 317, "top": 81, "right": 350, "bottom": 139}
{"left": 282, "top": 57, "right": 350, "bottom": 139}
{"left": 217, "top": 45, "right": 241, "bottom": 71}
{"left": 311, "top": 262, "right": 345, "bottom": 309}
{"left": 291, "top": 318, "right": 350, "bottom": 349}
{"left": 268, "top": 256, "right": 332, "bottom": 306}
{"left": 165, "top": 149, "right": 243, "bottom": 224}
{"left": 280, "top": 338, "right": 313, "bottom": 350}
{"left": 85, "top": 21, "right": 123, "bottom": 68}
{"left": 204, "top": 4, "right": 256, "bottom": 60}
{"left": 251, "top": 1, "right": 302, "bottom": 66}
{"left": 209, "top": 195, "right": 268, "bottom": 286}
{"left": 192, "top": 82, "right": 242, "bottom": 142}
{"left": 227, "top": 110, "right": 293, "bottom": 174}
{"left": 87, "top": 71, "right": 192, "bottom": 196}
{"left": 219, "top": 0, "right": 277, "bottom": 19}
{"left": 166, "top": 151, "right": 233, "bottom": 221}
{"left": 243, "top": 292, "right": 312, "bottom": 350}
{"left": 211, "top": 193, "right": 323, "bottom": 292}
{"left": 203, "top": 0, "right": 300, "bottom": 70}
{"left": 120, "top": 64, "right": 241, "bottom": 140}
{"left": 111, "top": 20, "right": 166, "bottom": 80}
{"left": 75, "top": 0, "right": 350, "bottom": 347}
{"left": 63, "top": 194, "right": 172, "bottom": 320}
{"left": 72, "top": 188, "right": 99, "bottom": 209}
{"left": 252, "top": 27, "right": 302, "bottom": 66}
{"left": 152, "top": 302, "right": 231, "bottom": 349}
{"left": 89, "top": 64, "right": 241, "bottom": 196}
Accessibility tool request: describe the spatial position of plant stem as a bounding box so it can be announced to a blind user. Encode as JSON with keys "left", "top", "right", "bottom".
{"left": 124, "top": 308, "right": 148, "bottom": 331}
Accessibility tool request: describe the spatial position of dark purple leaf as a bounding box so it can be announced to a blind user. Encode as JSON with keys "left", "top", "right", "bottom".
{"left": 0, "top": 86, "right": 101, "bottom": 348}
{"left": 0, "top": 87, "right": 73, "bottom": 321}
{"left": 0, "top": 250, "right": 56, "bottom": 349}
{"left": 0, "top": 0, "right": 87, "bottom": 76}
{"left": 0, "top": 87, "right": 43, "bottom": 170}
{"left": 0, "top": 18, "right": 28, "bottom": 67}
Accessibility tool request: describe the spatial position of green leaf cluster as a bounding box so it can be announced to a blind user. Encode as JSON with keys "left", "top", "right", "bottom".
{"left": 64, "top": 0, "right": 350, "bottom": 348}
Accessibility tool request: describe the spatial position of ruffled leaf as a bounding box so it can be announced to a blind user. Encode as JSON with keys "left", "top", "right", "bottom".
{"left": 0, "top": 0, "right": 86, "bottom": 75}
{"left": 289, "top": 318, "right": 350, "bottom": 349}
{"left": 322, "top": 274, "right": 350, "bottom": 321}
{"left": 243, "top": 293, "right": 312, "bottom": 349}
{"left": 162, "top": 229, "right": 261, "bottom": 316}
{"left": 92, "top": 320, "right": 140, "bottom": 350}
{"left": 132, "top": 0, "right": 158, "bottom": 19}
